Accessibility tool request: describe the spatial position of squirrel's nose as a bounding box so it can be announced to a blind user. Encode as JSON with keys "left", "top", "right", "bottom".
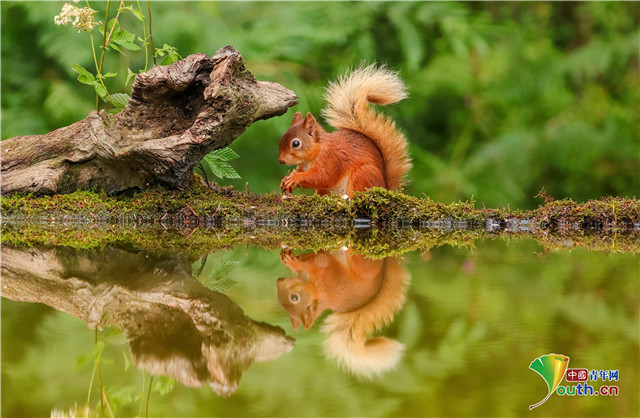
{"left": 278, "top": 158, "right": 285, "bottom": 164}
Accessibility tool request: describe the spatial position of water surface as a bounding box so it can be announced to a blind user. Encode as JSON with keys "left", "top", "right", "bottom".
{"left": 1, "top": 237, "right": 638, "bottom": 417}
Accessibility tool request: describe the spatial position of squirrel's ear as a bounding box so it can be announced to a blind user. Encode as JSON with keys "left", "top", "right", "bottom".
{"left": 301, "top": 312, "right": 315, "bottom": 330}
{"left": 301, "top": 300, "right": 318, "bottom": 330}
{"left": 303, "top": 112, "right": 317, "bottom": 131}
{"left": 292, "top": 112, "right": 303, "bottom": 124}
{"left": 290, "top": 316, "right": 302, "bottom": 330}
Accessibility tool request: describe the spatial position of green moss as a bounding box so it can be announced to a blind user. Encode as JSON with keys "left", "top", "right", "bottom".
{"left": 527, "top": 196, "right": 640, "bottom": 228}
{"left": 2, "top": 187, "right": 638, "bottom": 257}
{"left": 2, "top": 187, "right": 638, "bottom": 226}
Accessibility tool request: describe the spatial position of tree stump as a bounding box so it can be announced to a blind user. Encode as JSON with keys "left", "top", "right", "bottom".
{"left": 1, "top": 46, "right": 298, "bottom": 195}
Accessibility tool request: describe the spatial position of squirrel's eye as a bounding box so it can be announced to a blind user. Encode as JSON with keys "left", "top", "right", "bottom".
{"left": 290, "top": 294, "right": 300, "bottom": 303}
{"left": 292, "top": 140, "right": 301, "bottom": 149}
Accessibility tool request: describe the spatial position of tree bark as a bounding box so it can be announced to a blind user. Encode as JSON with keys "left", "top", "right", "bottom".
{"left": 0, "top": 46, "right": 297, "bottom": 195}
{"left": 0, "top": 244, "right": 295, "bottom": 397}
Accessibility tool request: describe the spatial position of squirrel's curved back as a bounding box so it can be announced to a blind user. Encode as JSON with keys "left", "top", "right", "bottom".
{"left": 322, "top": 65, "right": 412, "bottom": 190}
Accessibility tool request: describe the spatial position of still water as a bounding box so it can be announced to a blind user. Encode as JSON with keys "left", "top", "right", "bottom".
{"left": 1, "top": 237, "right": 638, "bottom": 417}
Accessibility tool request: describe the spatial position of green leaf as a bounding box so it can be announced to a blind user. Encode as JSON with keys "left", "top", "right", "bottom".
{"left": 218, "top": 161, "right": 242, "bottom": 179}
{"left": 75, "top": 340, "right": 104, "bottom": 369}
{"left": 105, "top": 386, "right": 136, "bottom": 410}
{"left": 71, "top": 64, "right": 95, "bottom": 85}
{"left": 108, "top": 42, "right": 122, "bottom": 53}
{"left": 193, "top": 164, "right": 205, "bottom": 178}
{"left": 193, "top": 259, "right": 240, "bottom": 292}
{"left": 106, "top": 23, "right": 140, "bottom": 52}
{"left": 125, "top": 68, "right": 137, "bottom": 86}
{"left": 194, "top": 163, "right": 212, "bottom": 182}
{"left": 92, "top": 340, "right": 105, "bottom": 360}
{"left": 155, "top": 43, "right": 182, "bottom": 65}
{"left": 215, "top": 260, "right": 240, "bottom": 277}
{"left": 202, "top": 158, "right": 241, "bottom": 179}
{"left": 152, "top": 376, "right": 175, "bottom": 395}
{"left": 103, "top": 19, "right": 120, "bottom": 48}
{"left": 115, "top": 40, "right": 141, "bottom": 51}
{"left": 111, "top": 28, "right": 136, "bottom": 43}
{"left": 93, "top": 82, "right": 107, "bottom": 99}
{"left": 161, "top": 53, "right": 180, "bottom": 66}
{"left": 122, "top": 350, "right": 131, "bottom": 371}
{"left": 106, "top": 20, "right": 127, "bottom": 41}
{"left": 109, "top": 93, "right": 130, "bottom": 110}
{"left": 101, "top": 72, "right": 117, "bottom": 78}
{"left": 203, "top": 155, "right": 225, "bottom": 178}
{"left": 120, "top": 5, "right": 144, "bottom": 22}
{"left": 201, "top": 276, "right": 237, "bottom": 293}
{"left": 210, "top": 147, "right": 240, "bottom": 161}
{"left": 197, "top": 147, "right": 242, "bottom": 180}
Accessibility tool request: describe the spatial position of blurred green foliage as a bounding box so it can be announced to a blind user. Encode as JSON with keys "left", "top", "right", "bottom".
{"left": 1, "top": 2, "right": 638, "bottom": 208}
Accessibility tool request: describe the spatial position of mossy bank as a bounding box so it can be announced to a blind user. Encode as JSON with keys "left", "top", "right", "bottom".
{"left": 2, "top": 186, "right": 638, "bottom": 257}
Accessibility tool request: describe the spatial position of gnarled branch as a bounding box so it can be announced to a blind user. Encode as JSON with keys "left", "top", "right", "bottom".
{"left": 1, "top": 46, "right": 297, "bottom": 195}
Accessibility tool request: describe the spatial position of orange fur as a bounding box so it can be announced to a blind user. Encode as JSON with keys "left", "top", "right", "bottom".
{"left": 278, "top": 65, "right": 411, "bottom": 196}
{"left": 277, "top": 248, "right": 384, "bottom": 329}
{"left": 277, "top": 249, "right": 409, "bottom": 378}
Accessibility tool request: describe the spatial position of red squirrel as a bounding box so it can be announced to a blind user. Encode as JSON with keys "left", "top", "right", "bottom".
{"left": 278, "top": 65, "right": 412, "bottom": 197}
{"left": 277, "top": 248, "right": 409, "bottom": 378}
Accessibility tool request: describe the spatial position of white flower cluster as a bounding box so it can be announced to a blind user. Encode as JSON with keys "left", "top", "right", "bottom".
{"left": 54, "top": 3, "right": 101, "bottom": 32}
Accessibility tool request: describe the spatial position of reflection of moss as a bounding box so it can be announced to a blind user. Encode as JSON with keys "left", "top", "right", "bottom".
{"left": 2, "top": 220, "right": 637, "bottom": 261}
{"left": 0, "top": 222, "right": 477, "bottom": 260}
{"left": 2, "top": 186, "right": 638, "bottom": 257}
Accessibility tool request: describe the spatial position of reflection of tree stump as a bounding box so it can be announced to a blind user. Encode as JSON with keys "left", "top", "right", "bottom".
{"left": 0, "top": 46, "right": 297, "bottom": 195}
{"left": 0, "top": 245, "right": 295, "bottom": 397}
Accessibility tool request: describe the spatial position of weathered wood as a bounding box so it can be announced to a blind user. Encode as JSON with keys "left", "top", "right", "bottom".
{"left": 0, "top": 245, "right": 295, "bottom": 396}
{"left": 1, "top": 46, "right": 297, "bottom": 195}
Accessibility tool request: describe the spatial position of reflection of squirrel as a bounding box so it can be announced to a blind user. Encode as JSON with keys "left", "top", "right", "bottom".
{"left": 278, "top": 65, "right": 411, "bottom": 197}
{"left": 277, "top": 248, "right": 409, "bottom": 378}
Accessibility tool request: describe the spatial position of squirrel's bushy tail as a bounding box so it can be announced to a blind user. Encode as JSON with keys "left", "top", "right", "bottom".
{"left": 322, "top": 65, "right": 412, "bottom": 190}
{"left": 321, "top": 257, "right": 409, "bottom": 378}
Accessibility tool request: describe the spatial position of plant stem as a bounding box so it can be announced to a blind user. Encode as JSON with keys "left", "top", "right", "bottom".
{"left": 147, "top": 0, "right": 156, "bottom": 65}
{"left": 87, "top": 351, "right": 97, "bottom": 404}
{"left": 96, "top": 329, "right": 105, "bottom": 414}
{"left": 146, "top": 376, "right": 154, "bottom": 418}
{"left": 89, "top": 29, "right": 99, "bottom": 70}
{"left": 138, "top": 372, "right": 146, "bottom": 417}
{"left": 89, "top": 29, "right": 100, "bottom": 108}
{"left": 96, "top": 0, "right": 125, "bottom": 106}
{"left": 136, "top": 0, "right": 149, "bottom": 71}
{"left": 98, "top": 0, "right": 111, "bottom": 75}
{"left": 104, "top": 1, "right": 125, "bottom": 54}
{"left": 103, "top": 390, "right": 115, "bottom": 418}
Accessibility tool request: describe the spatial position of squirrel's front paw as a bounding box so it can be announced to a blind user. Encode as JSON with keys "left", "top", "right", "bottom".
{"left": 280, "top": 249, "right": 296, "bottom": 264}
{"left": 280, "top": 174, "right": 298, "bottom": 194}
